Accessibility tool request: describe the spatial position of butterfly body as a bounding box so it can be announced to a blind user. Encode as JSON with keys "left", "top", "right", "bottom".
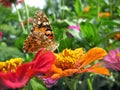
{"left": 23, "top": 10, "right": 59, "bottom": 53}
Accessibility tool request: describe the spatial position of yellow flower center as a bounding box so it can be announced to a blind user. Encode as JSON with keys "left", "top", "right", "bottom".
{"left": 55, "top": 48, "right": 84, "bottom": 70}
{"left": 0, "top": 58, "right": 23, "bottom": 73}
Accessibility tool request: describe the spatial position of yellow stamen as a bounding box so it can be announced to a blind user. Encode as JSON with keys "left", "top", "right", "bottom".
{"left": 55, "top": 48, "right": 84, "bottom": 70}
{"left": 0, "top": 58, "right": 23, "bottom": 73}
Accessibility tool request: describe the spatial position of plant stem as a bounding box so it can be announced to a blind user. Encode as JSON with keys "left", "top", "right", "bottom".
{"left": 64, "top": 76, "right": 79, "bottom": 90}
{"left": 50, "top": 0, "right": 56, "bottom": 21}
{"left": 70, "top": 80, "right": 77, "bottom": 90}
{"left": 97, "top": 1, "right": 100, "bottom": 21}
{"left": 87, "top": 78, "right": 93, "bottom": 90}
{"left": 109, "top": 0, "right": 113, "bottom": 19}
{"left": 14, "top": 4, "right": 27, "bottom": 34}
{"left": 59, "top": 0, "right": 65, "bottom": 19}
{"left": 23, "top": 0, "right": 29, "bottom": 32}
{"left": 79, "top": 0, "right": 83, "bottom": 11}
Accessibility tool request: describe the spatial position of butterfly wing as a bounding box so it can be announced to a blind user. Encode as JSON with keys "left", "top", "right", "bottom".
{"left": 23, "top": 10, "right": 59, "bottom": 53}
{"left": 32, "top": 10, "right": 54, "bottom": 40}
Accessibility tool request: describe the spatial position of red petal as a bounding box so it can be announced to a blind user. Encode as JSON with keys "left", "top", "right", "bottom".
{"left": 0, "top": 72, "right": 28, "bottom": 89}
{"left": 32, "top": 49, "right": 56, "bottom": 73}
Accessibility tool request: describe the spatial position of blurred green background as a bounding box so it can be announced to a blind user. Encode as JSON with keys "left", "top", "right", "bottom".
{"left": 0, "top": 0, "right": 120, "bottom": 90}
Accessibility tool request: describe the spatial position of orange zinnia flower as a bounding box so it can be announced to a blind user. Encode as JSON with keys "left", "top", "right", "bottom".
{"left": 98, "top": 12, "right": 110, "bottom": 18}
{"left": 83, "top": 6, "right": 90, "bottom": 13}
{"left": 105, "top": 12, "right": 110, "bottom": 17}
{"left": 114, "top": 33, "right": 120, "bottom": 40}
{"left": 98, "top": 13, "right": 104, "bottom": 18}
{"left": 44, "top": 47, "right": 110, "bottom": 80}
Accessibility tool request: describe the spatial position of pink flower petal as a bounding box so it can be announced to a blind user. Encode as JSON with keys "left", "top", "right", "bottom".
{"left": 43, "top": 78, "right": 58, "bottom": 88}
{"left": 68, "top": 25, "right": 80, "bottom": 31}
{"left": 104, "top": 49, "right": 120, "bottom": 71}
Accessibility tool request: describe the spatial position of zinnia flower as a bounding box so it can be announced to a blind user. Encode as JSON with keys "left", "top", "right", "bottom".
{"left": 67, "top": 25, "right": 80, "bottom": 38}
{"left": 104, "top": 49, "right": 120, "bottom": 71}
{"left": 0, "top": 0, "right": 23, "bottom": 7}
{"left": 42, "top": 78, "right": 58, "bottom": 88}
{"left": 0, "top": 49, "right": 55, "bottom": 89}
{"left": 43, "top": 47, "right": 110, "bottom": 87}
{"left": 98, "top": 12, "right": 110, "bottom": 18}
{"left": 83, "top": 6, "right": 90, "bottom": 13}
{"left": 68, "top": 25, "right": 80, "bottom": 31}
{"left": 114, "top": 33, "right": 120, "bottom": 40}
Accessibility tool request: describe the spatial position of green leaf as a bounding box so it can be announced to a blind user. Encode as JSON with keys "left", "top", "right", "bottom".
{"left": 80, "top": 22, "right": 100, "bottom": 47}
{"left": 0, "top": 24, "right": 20, "bottom": 35}
{"left": 68, "top": 29, "right": 81, "bottom": 40}
{"left": 58, "top": 38, "right": 74, "bottom": 52}
{"left": 26, "top": 78, "right": 47, "bottom": 90}
{"left": 74, "top": 0, "right": 82, "bottom": 16}
{"left": 97, "top": 31, "right": 120, "bottom": 45}
{"left": 0, "top": 44, "right": 24, "bottom": 61}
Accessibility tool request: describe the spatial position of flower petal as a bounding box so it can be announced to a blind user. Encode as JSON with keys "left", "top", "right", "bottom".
{"left": 79, "top": 47, "right": 107, "bottom": 68}
{"left": 86, "top": 66, "right": 110, "bottom": 76}
{"left": 0, "top": 62, "right": 31, "bottom": 89}
{"left": 51, "top": 74, "right": 61, "bottom": 80}
{"left": 77, "top": 63, "right": 109, "bottom": 75}
{"left": 0, "top": 49, "right": 56, "bottom": 89}
{"left": 62, "top": 69, "right": 78, "bottom": 76}
{"left": 0, "top": 72, "right": 29, "bottom": 89}
{"left": 32, "top": 49, "right": 56, "bottom": 73}
{"left": 43, "top": 78, "right": 58, "bottom": 88}
{"left": 51, "top": 69, "right": 78, "bottom": 80}
{"left": 104, "top": 49, "right": 120, "bottom": 71}
{"left": 105, "top": 62, "right": 120, "bottom": 71}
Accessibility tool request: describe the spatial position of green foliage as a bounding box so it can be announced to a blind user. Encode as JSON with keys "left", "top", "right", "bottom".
{"left": 74, "top": 0, "right": 82, "bottom": 16}
{"left": 25, "top": 78, "right": 47, "bottom": 90}
{"left": 80, "top": 22, "right": 100, "bottom": 47}
{"left": 0, "top": 42, "right": 24, "bottom": 61}
{"left": 0, "top": 0, "right": 120, "bottom": 90}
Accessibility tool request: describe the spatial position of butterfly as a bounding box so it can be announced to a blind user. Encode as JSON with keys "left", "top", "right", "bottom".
{"left": 23, "top": 10, "right": 59, "bottom": 53}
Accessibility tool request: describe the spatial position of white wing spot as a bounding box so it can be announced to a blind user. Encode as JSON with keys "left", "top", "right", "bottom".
{"left": 38, "top": 21, "right": 41, "bottom": 25}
